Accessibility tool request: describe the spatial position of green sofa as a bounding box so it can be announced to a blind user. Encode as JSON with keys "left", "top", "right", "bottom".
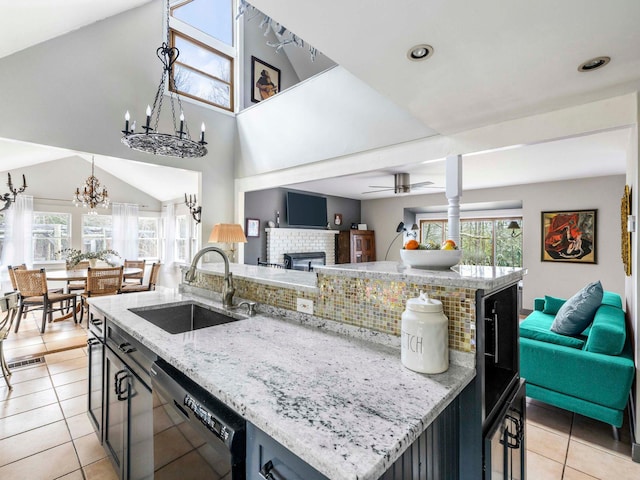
{"left": 520, "top": 291, "right": 634, "bottom": 429}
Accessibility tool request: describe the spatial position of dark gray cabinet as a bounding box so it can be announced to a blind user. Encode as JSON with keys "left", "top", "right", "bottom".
{"left": 247, "top": 423, "right": 329, "bottom": 480}
{"left": 87, "top": 310, "right": 106, "bottom": 439}
{"left": 89, "top": 308, "right": 154, "bottom": 480}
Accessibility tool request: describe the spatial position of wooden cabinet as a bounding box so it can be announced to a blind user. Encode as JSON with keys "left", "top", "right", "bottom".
{"left": 337, "top": 230, "right": 376, "bottom": 263}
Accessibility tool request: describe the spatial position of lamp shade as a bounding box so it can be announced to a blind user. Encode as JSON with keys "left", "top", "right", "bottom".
{"left": 507, "top": 220, "right": 520, "bottom": 230}
{"left": 208, "top": 223, "right": 248, "bottom": 243}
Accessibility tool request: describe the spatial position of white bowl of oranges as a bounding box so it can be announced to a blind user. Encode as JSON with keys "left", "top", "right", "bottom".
{"left": 399, "top": 239, "right": 462, "bottom": 269}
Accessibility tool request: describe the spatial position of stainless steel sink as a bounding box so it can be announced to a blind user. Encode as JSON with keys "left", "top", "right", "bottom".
{"left": 129, "top": 302, "right": 244, "bottom": 334}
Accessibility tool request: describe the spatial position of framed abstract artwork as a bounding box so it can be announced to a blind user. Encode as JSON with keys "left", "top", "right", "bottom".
{"left": 541, "top": 209, "right": 597, "bottom": 264}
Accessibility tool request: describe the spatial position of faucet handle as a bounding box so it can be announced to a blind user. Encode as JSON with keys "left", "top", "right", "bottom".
{"left": 237, "top": 301, "right": 257, "bottom": 316}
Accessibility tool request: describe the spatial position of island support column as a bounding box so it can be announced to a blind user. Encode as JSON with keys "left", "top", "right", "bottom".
{"left": 446, "top": 155, "right": 462, "bottom": 244}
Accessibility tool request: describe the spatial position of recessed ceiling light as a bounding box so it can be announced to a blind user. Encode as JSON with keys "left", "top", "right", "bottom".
{"left": 407, "top": 44, "right": 433, "bottom": 61}
{"left": 578, "top": 56, "right": 610, "bottom": 72}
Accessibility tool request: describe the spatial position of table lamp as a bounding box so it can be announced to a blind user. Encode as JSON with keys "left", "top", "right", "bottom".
{"left": 208, "top": 223, "right": 248, "bottom": 262}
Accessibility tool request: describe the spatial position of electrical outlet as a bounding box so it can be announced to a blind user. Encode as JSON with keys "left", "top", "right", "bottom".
{"left": 296, "top": 298, "right": 314, "bottom": 314}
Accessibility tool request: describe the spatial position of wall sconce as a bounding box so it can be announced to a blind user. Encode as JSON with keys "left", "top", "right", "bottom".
{"left": 184, "top": 193, "right": 202, "bottom": 224}
{"left": 0, "top": 173, "right": 28, "bottom": 212}
{"left": 507, "top": 220, "right": 521, "bottom": 237}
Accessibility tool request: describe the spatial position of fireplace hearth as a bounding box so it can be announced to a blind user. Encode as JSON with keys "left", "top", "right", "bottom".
{"left": 283, "top": 252, "right": 326, "bottom": 271}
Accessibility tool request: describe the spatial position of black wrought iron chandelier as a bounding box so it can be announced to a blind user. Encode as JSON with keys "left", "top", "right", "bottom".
{"left": 0, "top": 173, "right": 27, "bottom": 212}
{"left": 72, "top": 157, "right": 110, "bottom": 215}
{"left": 121, "top": 0, "right": 207, "bottom": 158}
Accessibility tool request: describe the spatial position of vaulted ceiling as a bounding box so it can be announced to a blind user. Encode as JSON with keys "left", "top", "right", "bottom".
{"left": 0, "top": 0, "right": 636, "bottom": 201}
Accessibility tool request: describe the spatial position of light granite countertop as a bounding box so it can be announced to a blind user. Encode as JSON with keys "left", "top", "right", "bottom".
{"left": 192, "top": 261, "right": 524, "bottom": 292}
{"left": 89, "top": 289, "right": 475, "bottom": 480}
{"left": 315, "top": 261, "right": 525, "bottom": 290}
{"left": 193, "top": 262, "right": 318, "bottom": 292}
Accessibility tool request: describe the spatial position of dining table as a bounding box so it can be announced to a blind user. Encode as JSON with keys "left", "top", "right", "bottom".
{"left": 45, "top": 267, "right": 144, "bottom": 321}
{"left": 45, "top": 267, "right": 143, "bottom": 282}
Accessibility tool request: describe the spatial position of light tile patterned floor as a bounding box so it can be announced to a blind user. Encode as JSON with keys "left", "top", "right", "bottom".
{"left": 526, "top": 398, "right": 640, "bottom": 479}
{"left": 1, "top": 313, "right": 639, "bottom": 479}
{"left": 0, "top": 313, "right": 118, "bottom": 480}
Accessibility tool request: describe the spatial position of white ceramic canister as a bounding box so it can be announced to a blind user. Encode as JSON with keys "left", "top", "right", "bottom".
{"left": 401, "top": 291, "right": 449, "bottom": 374}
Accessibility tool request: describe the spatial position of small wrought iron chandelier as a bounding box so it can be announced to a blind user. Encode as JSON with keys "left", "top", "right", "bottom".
{"left": 72, "top": 157, "right": 110, "bottom": 215}
{"left": 121, "top": 0, "right": 207, "bottom": 158}
{"left": 0, "top": 173, "right": 28, "bottom": 212}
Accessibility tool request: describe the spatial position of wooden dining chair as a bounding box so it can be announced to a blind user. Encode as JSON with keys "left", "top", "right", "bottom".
{"left": 66, "top": 261, "right": 90, "bottom": 294}
{"left": 122, "top": 260, "right": 145, "bottom": 285}
{"left": 12, "top": 269, "right": 78, "bottom": 334}
{"left": 0, "top": 292, "right": 19, "bottom": 388}
{"left": 8, "top": 264, "right": 63, "bottom": 320}
{"left": 79, "top": 266, "right": 123, "bottom": 323}
{"left": 121, "top": 262, "right": 161, "bottom": 293}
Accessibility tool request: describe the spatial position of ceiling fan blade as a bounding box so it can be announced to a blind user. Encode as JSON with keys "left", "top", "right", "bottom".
{"left": 410, "top": 181, "right": 434, "bottom": 188}
{"left": 367, "top": 185, "right": 394, "bottom": 189}
{"left": 362, "top": 187, "right": 394, "bottom": 194}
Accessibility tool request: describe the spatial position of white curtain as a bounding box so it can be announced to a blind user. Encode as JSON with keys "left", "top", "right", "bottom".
{"left": 162, "top": 203, "right": 176, "bottom": 266}
{"left": 112, "top": 203, "right": 139, "bottom": 261}
{"left": 1, "top": 194, "right": 34, "bottom": 268}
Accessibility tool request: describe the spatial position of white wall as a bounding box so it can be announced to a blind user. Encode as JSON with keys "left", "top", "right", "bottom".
{"left": 235, "top": 66, "right": 435, "bottom": 178}
{"left": 628, "top": 97, "right": 640, "bottom": 444}
{"left": 362, "top": 175, "right": 626, "bottom": 308}
{"left": 0, "top": 1, "right": 236, "bottom": 247}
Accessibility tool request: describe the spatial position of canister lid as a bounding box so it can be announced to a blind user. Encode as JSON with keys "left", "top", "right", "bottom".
{"left": 406, "top": 291, "right": 443, "bottom": 313}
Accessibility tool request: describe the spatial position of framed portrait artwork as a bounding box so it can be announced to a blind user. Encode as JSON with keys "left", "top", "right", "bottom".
{"left": 246, "top": 218, "right": 260, "bottom": 238}
{"left": 251, "top": 56, "right": 280, "bottom": 103}
{"left": 541, "top": 209, "right": 597, "bottom": 264}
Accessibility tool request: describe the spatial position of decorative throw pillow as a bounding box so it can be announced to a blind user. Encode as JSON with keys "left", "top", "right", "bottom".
{"left": 550, "top": 281, "right": 603, "bottom": 335}
{"left": 543, "top": 295, "right": 566, "bottom": 315}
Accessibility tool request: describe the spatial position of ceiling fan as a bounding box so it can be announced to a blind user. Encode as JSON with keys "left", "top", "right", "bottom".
{"left": 362, "top": 173, "right": 439, "bottom": 194}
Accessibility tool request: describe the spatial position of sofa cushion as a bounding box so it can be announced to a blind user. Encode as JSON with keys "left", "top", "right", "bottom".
{"left": 551, "top": 281, "right": 603, "bottom": 335}
{"left": 601, "top": 291, "right": 622, "bottom": 309}
{"left": 520, "top": 311, "right": 586, "bottom": 349}
{"left": 543, "top": 295, "right": 566, "bottom": 315}
{"left": 584, "top": 304, "right": 626, "bottom": 355}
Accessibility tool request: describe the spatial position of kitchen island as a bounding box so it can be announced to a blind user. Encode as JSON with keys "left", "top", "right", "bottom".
{"left": 89, "top": 261, "right": 525, "bottom": 479}
{"left": 89, "top": 289, "right": 474, "bottom": 480}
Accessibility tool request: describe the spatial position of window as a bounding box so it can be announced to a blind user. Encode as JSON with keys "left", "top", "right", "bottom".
{"left": 175, "top": 214, "right": 192, "bottom": 262}
{"left": 138, "top": 217, "right": 160, "bottom": 259}
{"left": 419, "top": 217, "right": 523, "bottom": 267}
{"left": 170, "top": 0, "right": 235, "bottom": 111}
{"left": 82, "top": 215, "right": 113, "bottom": 252}
{"left": 33, "top": 213, "right": 71, "bottom": 262}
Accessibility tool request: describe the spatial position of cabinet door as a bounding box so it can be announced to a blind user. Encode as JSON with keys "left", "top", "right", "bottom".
{"left": 352, "top": 232, "right": 376, "bottom": 262}
{"left": 87, "top": 333, "right": 104, "bottom": 440}
{"left": 104, "top": 347, "right": 128, "bottom": 478}
{"left": 246, "top": 423, "right": 329, "bottom": 480}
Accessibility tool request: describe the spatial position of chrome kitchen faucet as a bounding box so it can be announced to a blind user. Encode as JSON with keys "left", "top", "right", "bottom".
{"left": 185, "top": 247, "right": 236, "bottom": 308}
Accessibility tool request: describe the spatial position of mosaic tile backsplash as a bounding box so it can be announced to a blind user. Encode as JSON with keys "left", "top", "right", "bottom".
{"left": 189, "top": 271, "right": 477, "bottom": 353}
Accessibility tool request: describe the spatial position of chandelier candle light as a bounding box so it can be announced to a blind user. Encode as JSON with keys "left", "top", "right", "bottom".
{"left": 121, "top": 0, "right": 207, "bottom": 158}
{"left": 73, "top": 157, "right": 110, "bottom": 215}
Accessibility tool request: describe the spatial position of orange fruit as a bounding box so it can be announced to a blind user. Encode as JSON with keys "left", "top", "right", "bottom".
{"left": 405, "top": 239, "right": 420, "bottom": 250}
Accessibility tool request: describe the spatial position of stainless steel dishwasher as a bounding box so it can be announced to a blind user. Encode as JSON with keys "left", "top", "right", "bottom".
{"left": 150, "top": 359, "right": 246, "bottom": 479}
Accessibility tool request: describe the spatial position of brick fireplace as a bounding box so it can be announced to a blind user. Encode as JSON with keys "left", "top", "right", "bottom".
{"left": 265, "top": 228, "right": 339, "bottom": 265}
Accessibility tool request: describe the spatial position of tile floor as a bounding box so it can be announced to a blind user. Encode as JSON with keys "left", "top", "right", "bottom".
{"left": 1, "top": 313, "right": 639, "bottom": 479}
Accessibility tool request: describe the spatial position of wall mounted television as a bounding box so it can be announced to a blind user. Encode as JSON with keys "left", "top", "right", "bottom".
{"left": 286, "top": 191, "right": 327, "bottom": 228}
